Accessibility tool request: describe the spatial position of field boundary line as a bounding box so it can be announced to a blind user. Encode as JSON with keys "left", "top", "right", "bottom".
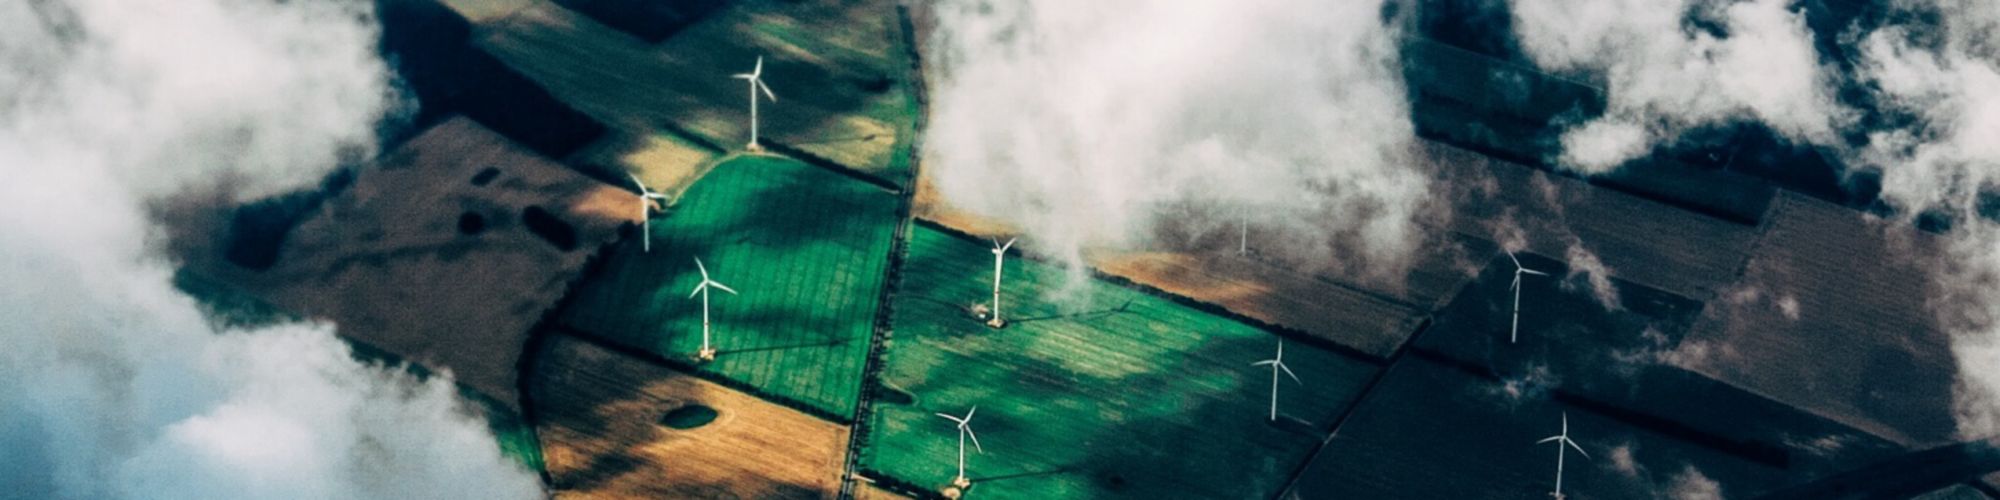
{"left": 839, "top": 5, "right": 930, "bottom": 499}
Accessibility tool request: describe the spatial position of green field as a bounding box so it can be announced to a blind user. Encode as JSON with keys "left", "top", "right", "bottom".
{"left": 860, "top": 226, "right": 1382, "bottom": 499}
{"left": 560, "top": 155, "right": 898, "bottom": 416}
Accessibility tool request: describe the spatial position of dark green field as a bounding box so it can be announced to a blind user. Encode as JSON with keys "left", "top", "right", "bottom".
{"left": 476, "top": 0, "right": 920, "bottom": 185}
{"left": 560, "top": 155, "right": 899, "bottom": 416}
{"left": 859, "top": 226, "right": 1381, "bottom": 499}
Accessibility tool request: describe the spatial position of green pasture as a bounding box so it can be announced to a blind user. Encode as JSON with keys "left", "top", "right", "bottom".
{"left": 559, "top": 155, "right": 899, "bottom": 416}
{"left": 859, "top": 226, "right": 1382, "bottom": 499}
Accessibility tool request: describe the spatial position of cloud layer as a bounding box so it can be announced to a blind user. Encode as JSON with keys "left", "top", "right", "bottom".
{"left": 1849, "top": 0, "right": 2000, "bottom": 438}
{"left": 922, "top": 0, "right": 1434, "bottom": 283}
{"left": 1509, "top": 0, "right": 2000, "bottom": 439}
{"left": 1509, "top": 0, "right": 1849, "bottom": 173}
{"left": 0, "top": 0, "right": 542, "bottom": 498}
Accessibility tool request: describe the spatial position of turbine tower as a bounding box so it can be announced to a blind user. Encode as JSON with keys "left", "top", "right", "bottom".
{"left": 1239, "top": 215, "right": 1249, "bottom": 256}
{"left": 688, "top": 257, "right": 738, "bottom": 362}
{"left": 732, "top": 56, "right": 778, "bottom": 151}
{"left": 936, "top": 406, "right": 984, "bottom": 489}
{"left": 987, "top": 237, "right": 1016, "bottom": 328}
{"left": 629, "top": 173, "right": 669, "bottom": 252}
{"left": 1507, "top": 250, "right": 1550, "bottom": 343}
{"left": 1536, "top": 412, "right": 1590, "bottom": 500}
{"left": 1250, "top": 340, "right": 1302, "bottom": 422}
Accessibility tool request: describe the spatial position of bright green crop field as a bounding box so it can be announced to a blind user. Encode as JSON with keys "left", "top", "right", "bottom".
{"left": 559, "top": 155, "right": 899, "bottom": 417}
{"left": 859, "top": 225, "right": 1382, "bottom": 499}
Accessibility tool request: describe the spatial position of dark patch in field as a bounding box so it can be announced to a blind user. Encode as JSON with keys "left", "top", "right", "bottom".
{"left": 471, "top": 166, "right": 502, "bottom": 186}
{"left": 875, "top": 384, "right": 915, "bottom": 406}
{"left": 659, "top": 405, "right": 718, "bottom": 429}
{"left": 223, "top": 190, "right": 324, "bottom": 271}
{"left": 554, "top": 0, "right": 729, "bottom": 43}
{"left": 458, "top": 212, "right": 488, "bottom": 235}
{"left": 522, "top": 205, "right": 579, "bottom": 251}
{"left": 374, "top": 0, "right": 605, "bottom": 157}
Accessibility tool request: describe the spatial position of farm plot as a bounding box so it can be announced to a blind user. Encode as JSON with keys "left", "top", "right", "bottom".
{"left": 1426, "top": 141, "right": 1763, "bottom": 303}
{"left": 476, "top": 0, "right": 920, "bottom": 185}
{"left": 1680, "top": 192, "right": 1959, "bottom": 447}
{"left": 560, "top": 155, "right": 898, "bottom": 417}
{"left": 178, "top": 117, "right": 638, "bottom": 410}
{"left": 859, "top": 225, "right": 1381, "bottom": 499}
{"left": 1285, "top": 356, "right": 1787, "bottom": 500}
{"left": 531, "top": 335, "right": 847, "bottom": 499}
{"left": 1413, "top": 251, "right": 1905, "bottom": 475}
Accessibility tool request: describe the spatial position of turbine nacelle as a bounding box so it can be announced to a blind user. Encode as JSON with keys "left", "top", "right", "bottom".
{"left": 935, "top": 407, "right": 984, "bottom": 453}
{"left": 690, "top": 257, "right": 739, "bottom": 297}
{"left": 990, "top": 237, "right": 1016, "bottom": 256}
{"left": 630, "top": 173, "right": 670, "bottom": 252}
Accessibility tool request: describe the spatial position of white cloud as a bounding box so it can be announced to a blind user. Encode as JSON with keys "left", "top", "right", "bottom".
{"left": 0, "top": 0, "right": 542, "bottom": 498}
{"left": 1663, "top": 466, "right": 1726, "bottom": 500}
{"left": 1846, "top": 0, "right": 2000, "bottom": 439}
{"left": 923, "top": 0, "right": 1434, "bottom": 282}
{"left": 1509, "top": 0, "right": 1850, "bottom": 173}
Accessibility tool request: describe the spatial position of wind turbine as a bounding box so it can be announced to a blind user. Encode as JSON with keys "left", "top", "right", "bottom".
{"left": 732, "top": 56, "right": 778, "bottom": 152}
{"left": 936, "top": 406, "right": 984, "bottom": 489}
{"left": 1536, "top": 412, "right": 1589, "bottom": 500}
{"left": 1507, "top": 250, "right": 1550, "bottom": 343}
{"left": 1238, "top": 215, "right": 1249, "bottom": 256}
{"left": 688, "top": 257, "right": 737, "bottom": 362}
{"left": 1250, "top": 340, "right": 1302, "bottom": 422}
{"left": 629, "top": 173, "right": 669, "bottom": 252}
{"left": 986, "top": 237, "right": 1016, "bottom": 328}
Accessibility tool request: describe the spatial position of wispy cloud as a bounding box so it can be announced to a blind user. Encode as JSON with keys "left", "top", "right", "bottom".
{"left": 0, "top": 0, "right": 542, "bottom": 497}
{"left": 922, "top": 0, "right": 1436, "bottom": 284}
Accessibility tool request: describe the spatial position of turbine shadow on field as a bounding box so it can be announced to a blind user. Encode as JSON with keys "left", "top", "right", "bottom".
{"left": 1001, "top": 298, "right": 1136, "bottom": 325}
{"left": 716, "top": 337, "right": 854, "bottom": 357}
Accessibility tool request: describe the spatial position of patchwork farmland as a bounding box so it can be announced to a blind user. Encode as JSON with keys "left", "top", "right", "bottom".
{"left": 856, "top": 225, "right": 1382, "bottom": 499}
{"left": 560, "top": 155, "right": 899, "bottom": 417}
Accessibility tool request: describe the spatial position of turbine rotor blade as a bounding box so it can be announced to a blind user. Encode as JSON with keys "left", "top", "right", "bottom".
{"left": 1567, "top": 438, "right": 1589, "bottom": 458}
{"left": 1523, "top": 269, "right": 1551, "bottom": 276}
{"left": 757, "top": 79, "right": 776, "bottom": 101}
{"left": 1251, "top": 360, "right": 1278, "bottom": 367}
{"left": 1537, "top": 435, "right": 1563, "bottom": 445}
{"left": 688, "top": 282, "right": 706, "bottom": 299}
{"left": 935, "top": 412, "right": 960, "bottom": 422}
{"left": 753, "top": 56, "right": 763, "bottom": 77}
{"left": 1277, "top": 362, "right": 1301, "bottom": 384}
{"left": 695, "top": 257, "right": 710, "bottom": 280}
{"left": 1001, "top": 238, "right": 1017, "bottom": 252}
{"left": 733, "top": 73, "right": 755, "bottom": 80}
{"left": 966, "top": 406, "right": 977, "bottom": 420}
{"left": 1506, "top": 251, "right": 1523, "bottom": 269}
{"left": 965, "top": 426, "right": 984, "bottom": 453}
{"left": 709, "top": 281, "right": 738, "bottom": 295}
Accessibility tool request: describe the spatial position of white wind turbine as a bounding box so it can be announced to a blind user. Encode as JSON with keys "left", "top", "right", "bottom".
{"left": 1250, "top": 340, "right": 1302, "bottom": 422}
{"left": 1536, "top": 412, "right": 1589, "bottom": 500}
{"left": 732, "top": 56, "right": 778, "bottom": 151}
{"left": 629, "top": 173, "right": 669, "bottom": 252}
{"left": 1507, "top": 250, "right": 1551, "bottom": 344}
{"left": 986, "top": 237, "right": 1016, "bottom": 328}
{"left": 1238, "top": 215, "right": 1249, "bottom": 256}
{"left": 936, "top": 406, "right": 984, "bottom": 489}
{"left": 688, "top": 257, "right": 738, "bottom": 361}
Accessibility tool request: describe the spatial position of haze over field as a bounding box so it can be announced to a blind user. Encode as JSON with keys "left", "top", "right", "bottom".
{"left": 921, "top": 0, "right": 1436, "bottom": 288}
{"left": 1509, "top": 0, "right": 2000, "bottom": 439}
{"left": 0, "top": 1, "right": 541, "bottom": 498}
